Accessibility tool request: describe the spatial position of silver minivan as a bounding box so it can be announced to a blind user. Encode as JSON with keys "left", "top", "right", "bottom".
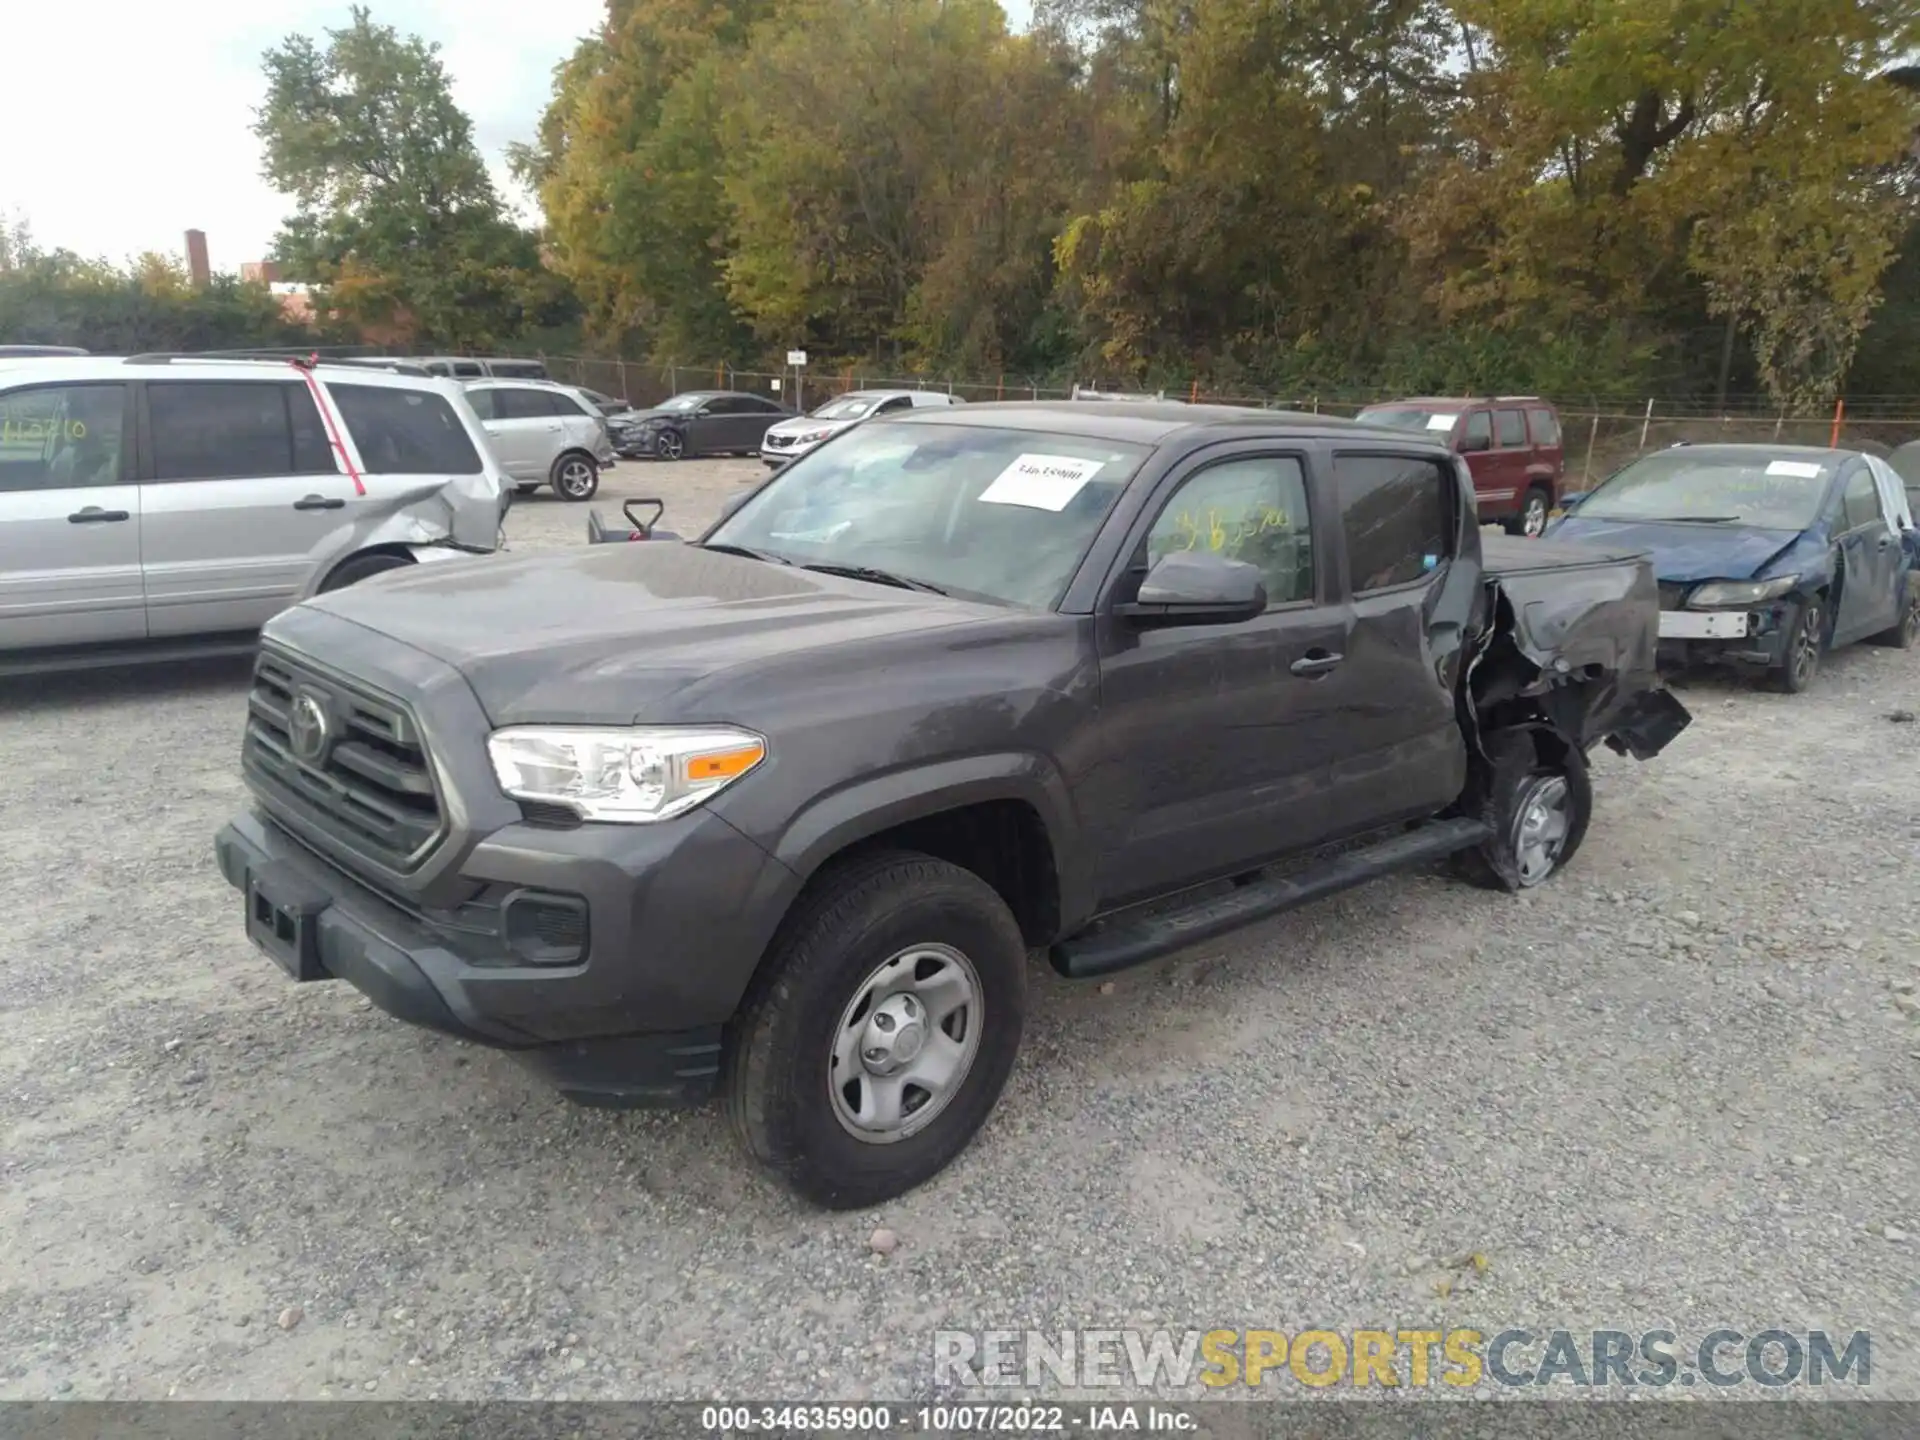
{"left": 462, "top": 378, "right": 617, "bottom": 500}
{"left": 0, "top": 355, "right": 508, "bottom": 671}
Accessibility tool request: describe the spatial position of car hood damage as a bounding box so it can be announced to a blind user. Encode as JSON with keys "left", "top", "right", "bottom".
{"left": 1545, "top": 516, "right": 1801, "bottom": 583}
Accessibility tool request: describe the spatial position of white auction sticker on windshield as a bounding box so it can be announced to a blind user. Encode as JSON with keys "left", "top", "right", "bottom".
{"left": 1766, "top": 460, "right": 1825, "bottom": 478}
{"left": 978, "top": 454, "right": 1106, "bottom": 511}
{"left": 1425, "top": 413, "right": 1459, "bottom": 430}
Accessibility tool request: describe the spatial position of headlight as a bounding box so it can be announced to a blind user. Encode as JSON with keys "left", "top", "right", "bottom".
{"left": 1687, "top": 575, "right": 1798, "bottom": 608}
{"left": 795, "top": 428, "right": 832, "bottom": 444}
{"left": 487, "top": 725, "right": 766, "bottom": 823}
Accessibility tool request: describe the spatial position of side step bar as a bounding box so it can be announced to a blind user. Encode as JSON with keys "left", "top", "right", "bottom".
{"left": 1049, "top": 816, "right": 1492, "bottom": 980}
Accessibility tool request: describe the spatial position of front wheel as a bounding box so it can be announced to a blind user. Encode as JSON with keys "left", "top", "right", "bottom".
{"left": 1769, "top": 596, "right": 1825, "bottom": 693}
{"left": 1505, "top": 486, "right": 1552, "bottom": 539}
{"left": 654, "top": 428, "right": 686, "bottom": 462}
{"left": 550, "top": 452, "right": 599, "bottom": 501}
{"left": 727, "top": 851, "right": 1028, "bottom": 1210}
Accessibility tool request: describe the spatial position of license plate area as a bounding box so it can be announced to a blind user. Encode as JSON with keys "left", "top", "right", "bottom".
{"left": 245, "top": 863, "right": 331, "bottom": 982}
{"left": 1659, "top": 609, "right": 1750, "bottom": 639}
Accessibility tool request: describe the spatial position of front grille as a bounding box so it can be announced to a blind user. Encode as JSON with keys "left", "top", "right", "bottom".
{"left": 765, "top": 433, "right": 796, "bottom": 449}
{"left": 1657, "top": 582, "right": 1690, "bottom": 611}
{"left": 244, "top": 651, "right": 446, "bottom": 872}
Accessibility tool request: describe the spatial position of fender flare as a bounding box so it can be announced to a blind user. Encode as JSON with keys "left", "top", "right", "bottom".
{"left": 768, "top": 751, "right": 1094, "bottom": 927}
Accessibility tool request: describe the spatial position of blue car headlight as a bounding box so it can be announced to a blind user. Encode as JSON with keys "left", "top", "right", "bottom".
{"left": 1687, "top": 575, "right": 1798, "bottom": 608}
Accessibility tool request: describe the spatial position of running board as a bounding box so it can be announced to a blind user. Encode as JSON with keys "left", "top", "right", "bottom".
{"left": 1049, "top": 816, "right": 1492, "bottom": 980}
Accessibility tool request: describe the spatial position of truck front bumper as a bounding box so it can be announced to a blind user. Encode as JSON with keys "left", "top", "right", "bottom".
{"left": 215, "top": 806, "right": 792, "bottom": 1109}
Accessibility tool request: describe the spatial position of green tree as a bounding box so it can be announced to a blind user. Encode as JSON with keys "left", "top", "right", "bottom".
{"left": 253, "top": 5, "right": 572, "bottom": 349}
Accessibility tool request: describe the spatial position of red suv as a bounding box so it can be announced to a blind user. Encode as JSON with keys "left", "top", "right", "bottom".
{"left": 1354, "top": 396, "right": 1565, "bottom": 537}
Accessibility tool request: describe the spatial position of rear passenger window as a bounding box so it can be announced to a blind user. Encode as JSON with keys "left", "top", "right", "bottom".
{"left": 1335, "top": 454, "right": 1453, "bottom": 592}
{"left": 328, "top": 384, "right": 483, "bottom": 476}
{"left": 1494, "top": 409, "right": 1527, "bottom": 448}
{"left": 1145, "top": 456, "right": 1313, "bottom": 605}
{"left": 1527, "top": 407, "right": 1560, "bottom": 447}
{"left": 495, "top": 388, "right": 560, "bottom": 420}
{"left": 0, "top": 383, "right": 127, "bottom": 491}
{"left": 1842, "top": 468, "right": 1883, "bottom": 531}
{"left": 148, "top": 382, "right": 335, "bottom": 481}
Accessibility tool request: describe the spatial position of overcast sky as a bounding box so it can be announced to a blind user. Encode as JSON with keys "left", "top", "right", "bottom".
{"left": 2, "top": 0, "right": 1033, "bottom": 274}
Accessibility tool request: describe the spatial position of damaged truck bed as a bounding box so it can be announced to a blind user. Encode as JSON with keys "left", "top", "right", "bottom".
{"left": 217, "top": 401, "right": 1689, "bottom": 1207}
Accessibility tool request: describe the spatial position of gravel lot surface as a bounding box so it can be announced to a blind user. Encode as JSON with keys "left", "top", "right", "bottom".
{"left": 4, "top": 456, "right": 1919, "bottom": 1402}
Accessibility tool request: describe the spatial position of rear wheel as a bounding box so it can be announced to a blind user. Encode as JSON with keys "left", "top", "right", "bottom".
{"left": 1505, "top": 486, "right": 1552, "bottom": 539}
{"left": 550, "top": 451, "right": 599, "bottom": 501}
{"left": 1867, "top": 576, "right": 1920, "bottom": 649}
{"left": 727, "top": 851, "right": 1027, "bottom": 1210}
{"left": 319, "top": 552, "right": 412, "bottom": 593}
{"left": 1456, "top": 731, "right": 1591, "bottom": 892}
{"left": 1769, "top": 596, "right": 1825, "bottom": 693}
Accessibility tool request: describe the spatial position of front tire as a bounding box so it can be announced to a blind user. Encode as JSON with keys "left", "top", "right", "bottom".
{"left": 727, "top": 851, "right": 1028, "bottom": 1210}
{"left": 550, "top": 452, "right": 599, "bottom": 501}
{"left": 655, "top": 428, "right": 686, "bottom": 462}
{"left": 1769, "top": 596, "right": 1825, "bottom": 693}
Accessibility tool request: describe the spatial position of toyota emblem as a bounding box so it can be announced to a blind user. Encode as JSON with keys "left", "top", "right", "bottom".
{"left": 287, "top": 692, "right": 331, "bottom": 762}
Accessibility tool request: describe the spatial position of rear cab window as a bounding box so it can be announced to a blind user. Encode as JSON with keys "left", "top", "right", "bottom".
{"left": 325, "top": 383, "right": 484, "bottom": 475}
{"left": 0, "top": 382, "right": 129, "bottom": 491}
{"left": 1333, "top": 452, "right": 1454, "bottom": 593}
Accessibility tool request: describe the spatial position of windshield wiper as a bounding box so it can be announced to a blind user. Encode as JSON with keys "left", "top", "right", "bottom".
{"left": 698, "top": 541, "right": 793, "bottom": 564}
{"left": 801, "top": 562, "right": 947, "bottom": 595}
{"left": 1634, "top": 514, "right": 1743, "bottom": 524}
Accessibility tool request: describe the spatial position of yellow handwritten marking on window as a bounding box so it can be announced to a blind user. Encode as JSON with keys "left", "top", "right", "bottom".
{"left": 1164, "top": 505, "right": 1291, "bottom": 556}
{"left": 0, "top": 417, "right": 86, "bottom": 443}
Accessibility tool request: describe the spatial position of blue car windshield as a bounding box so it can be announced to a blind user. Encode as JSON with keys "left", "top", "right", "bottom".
{"left": 1581, "top": 452, "right": 1832, "bottom": 530}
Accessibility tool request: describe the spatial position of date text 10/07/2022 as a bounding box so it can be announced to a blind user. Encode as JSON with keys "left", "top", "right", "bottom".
{"left": 700, "top": 1405, "right": 1198, "bottom": 1433}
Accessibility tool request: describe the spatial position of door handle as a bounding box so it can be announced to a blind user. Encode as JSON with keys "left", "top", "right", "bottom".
{"left": 68, "top": 506, "right": 130, "bottom": 524}
{"left": 293, "top": 495, "right": 346, "bottom": 511}
{"left": 1290, "top": 650, "right": 1344, "bottom": 677}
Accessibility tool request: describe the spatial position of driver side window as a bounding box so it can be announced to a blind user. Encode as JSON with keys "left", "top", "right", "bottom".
{"left": 1841, "top": 467, "right": 1882, "bottom": 532}
{"left": 1143, "top": 456, "right": 1313, "bottom": 606}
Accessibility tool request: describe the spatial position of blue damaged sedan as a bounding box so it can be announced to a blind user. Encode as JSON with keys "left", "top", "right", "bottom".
{"left": 1546, "top": 443, "right": 1919, "bottom": 693}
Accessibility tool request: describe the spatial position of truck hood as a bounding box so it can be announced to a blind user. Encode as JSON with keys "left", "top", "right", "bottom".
{"left": 299, "top": 541, "right": 996, "bottom": 724}
{"left": 1543, "top": 516, "right": 1801, "bottom": 582}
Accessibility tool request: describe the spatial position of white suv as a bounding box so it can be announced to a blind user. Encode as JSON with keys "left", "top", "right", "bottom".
{"left": 0, "top": 354, "right": 508, "bottom": 673}
{"left": 462, "top": 378, "right": 617, "bottom": 500}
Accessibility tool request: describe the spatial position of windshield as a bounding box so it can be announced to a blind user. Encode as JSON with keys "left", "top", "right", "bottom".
{"left": 812, "top": 396, "right": 879, "bottom": 421}
{"left": 1579, "top": 452, "right": 1833, "bottom": 529}
{"left": 1356, "top": 406, "right": 1460, "bottom": 434}
{"left": 656, "top": 394, "right": 704, "bottom": 413}
{"left": 705, "top": 421, "right": 1150, "bottom": 608}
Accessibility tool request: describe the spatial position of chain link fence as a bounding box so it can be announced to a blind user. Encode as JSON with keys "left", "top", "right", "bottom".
{"left": 529, "top": 354, "right": 1920, "bottom": 476}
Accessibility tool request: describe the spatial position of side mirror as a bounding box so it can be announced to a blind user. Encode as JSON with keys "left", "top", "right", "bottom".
{"left": 1116, "top": 551, "right": 1267, "bottom": 628}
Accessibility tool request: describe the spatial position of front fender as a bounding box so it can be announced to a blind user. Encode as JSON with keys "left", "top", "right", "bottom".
{"left": 765, "top": 751, "right": 1093, "bottom": 929}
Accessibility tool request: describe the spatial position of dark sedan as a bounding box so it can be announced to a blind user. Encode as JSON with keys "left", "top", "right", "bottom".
{"left": 1546, "top": 443, "right": 1919, "bottom": 692}
{"left": 613, "top": 390, "right": 795, "bottom": 461}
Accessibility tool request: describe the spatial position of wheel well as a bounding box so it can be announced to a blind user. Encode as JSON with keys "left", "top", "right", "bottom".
{"left": 321, "top": 545, "right": 414, "bottom": 588}
{"left": 822, "top": 800, "right": 1061, "bottom": 946}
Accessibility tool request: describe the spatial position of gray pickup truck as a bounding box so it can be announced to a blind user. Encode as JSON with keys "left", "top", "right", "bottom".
{"left": 215, "top": 402, "right": 1689, "bottom": 1208}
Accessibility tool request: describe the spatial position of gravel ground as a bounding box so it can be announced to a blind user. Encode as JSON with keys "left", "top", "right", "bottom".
{"left": 4, "top": 457, "right": 1919, "bottom": 1402}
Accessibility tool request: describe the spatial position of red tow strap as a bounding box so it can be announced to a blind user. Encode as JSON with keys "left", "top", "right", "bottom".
{"left": 291, "top": 356, "right": 365, "bottom": 496}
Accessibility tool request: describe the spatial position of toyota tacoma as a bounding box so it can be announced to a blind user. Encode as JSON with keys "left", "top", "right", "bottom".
{"left": 216, "top": 402, "right": 1690, "bottom": 1208}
